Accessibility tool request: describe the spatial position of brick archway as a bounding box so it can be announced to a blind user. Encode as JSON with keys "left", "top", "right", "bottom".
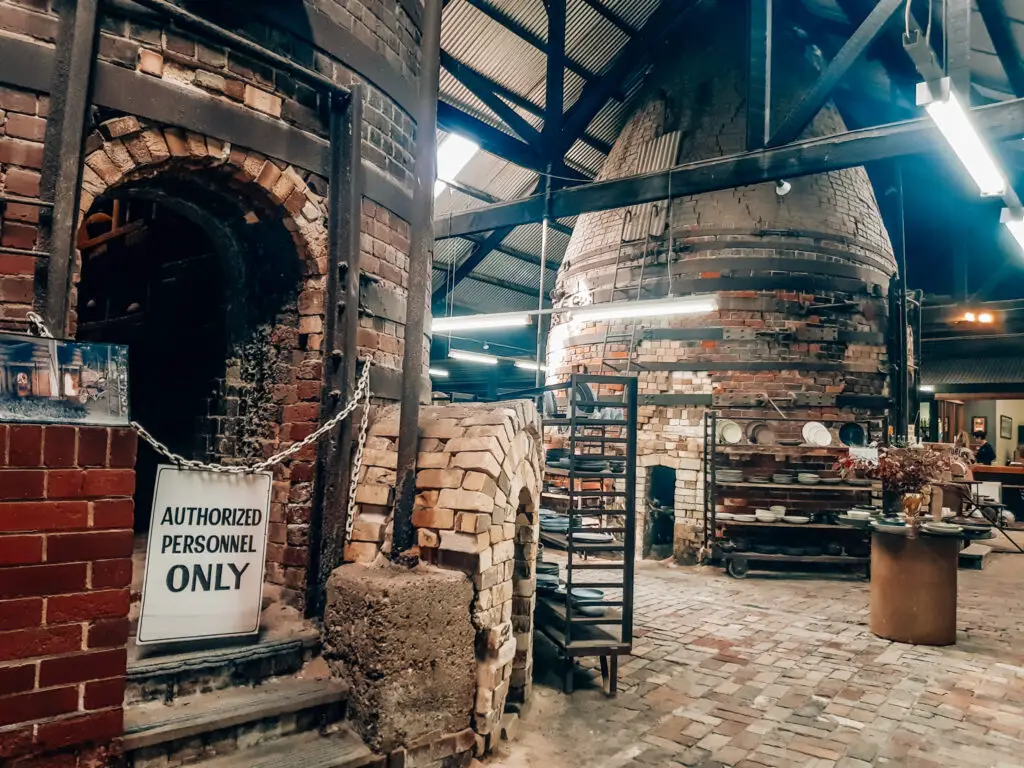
{"left": 74, "top": 117, "right": 333, "bottom": 609}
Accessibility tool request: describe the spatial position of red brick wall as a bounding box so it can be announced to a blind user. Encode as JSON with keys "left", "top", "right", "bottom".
{"left": 0, "top": 424, "right": 136, "bottom": 765}
{"left": 0, "top": 84, "right": 48, "bottom": 333}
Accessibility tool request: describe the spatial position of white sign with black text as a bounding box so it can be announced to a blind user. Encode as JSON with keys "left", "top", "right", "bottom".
{"left": 137, "top": 466, "right": 272, "bottom": 645}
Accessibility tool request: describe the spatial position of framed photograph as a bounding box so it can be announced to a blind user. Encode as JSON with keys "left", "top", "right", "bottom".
{"left": 0, "top": 333, "right": 129, "bottom": 426}
{"left": 972, "top": 416, "right": 987, "bottom": 434}
{"left": 1001, "top": 415, "right": 1013, "bottom": 440}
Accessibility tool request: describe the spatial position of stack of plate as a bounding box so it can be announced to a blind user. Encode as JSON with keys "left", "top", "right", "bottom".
{"left": 769, "top": 505, "right": 787, "bottom": 516}
{"left": 574, "top": 457, "right": 609, "bottom": 473}
{"left": 802, "top": 421, "right": 833, "bottom": 447}
{"left": 536, "top": 573, "right": 559, "bottom": 593}
{"left": 607, "top": 457, "right": 626, "bottom": 474}
{"left": 845, "top": 477, "right": 873, "bottom": 486}
{"left": 754, "top": 509, "right": 779, "bottom": 523}
{"left": 782, "top": 515, "right": 810, "bottom": 524}
{"left": 747, "top": 475, "right": 770, "bottom": 484}
{"left": 772, "top": 473, "right": 795, "bottom": 484}
{"left": 717, "top": 512, "right": 735, "bottom": 521}
{"left": 571, "top": 531, "right": 614, "bottom": 544}
{"left": 733, "top": 513, "right": 757, "bottom": 522}
{"left": 539, "top": 513, "right": 570, "bottom": 533}
{"left": 797, "top": 472, "right": 821, "bottom": 485}
{"left": 717, "top": 469, "right": 744, "bottom": 482}
{"left": 536, "top": 560, "right": 560, "bottom": 576}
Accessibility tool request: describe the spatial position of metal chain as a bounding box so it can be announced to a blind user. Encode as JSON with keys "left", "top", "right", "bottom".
{"left": 134, "top": 360, "right": 373, "bottom": 474}
{"left": 25, "top": 311, "right": 373, "bottom": 544}
{"left": 26, "top": 311, "right": 53, "bottom": 339}
{"left": 344, "top": 376, "right": 372, "bottom": 544}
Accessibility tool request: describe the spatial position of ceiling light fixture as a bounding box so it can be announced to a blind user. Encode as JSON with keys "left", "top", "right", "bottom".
{"left": 1002, "top": 207, "right": 1024, "bottom": 258}
{"left": 432, "top": 312, "right": 531, "bottom": 333}
{"left": 917, "top": 78, "right": 1006, "bottom": 197}
{"left": 775, "top": 179, "right": 792, "bottom": 196}
{"left": 919, "top": 385, "right": 935, "bottom": 392}
{"left": 963, "top": 311, "right": 977, "bottom": 322}
{"left": 571, "top": 295, "right": 718, "bottom": 323}
{"left": 434, "top": 134, "right": 479, "bottom": 197}
{"left": 978, "top": 312, "right": 994, "bottom": 324}
{"left": 448, "top": 349, "right": 499, "bottom": 365}
{"left": 429, "top": 368, "right": 450, "bottom": 377}
{"left": 514, "top": 360, "right": 546, "bottom": 372}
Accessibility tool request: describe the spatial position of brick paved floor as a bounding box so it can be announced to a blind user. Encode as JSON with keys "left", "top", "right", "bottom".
{"left": 490, "top": 554, "right": 1024, "bottom": 767}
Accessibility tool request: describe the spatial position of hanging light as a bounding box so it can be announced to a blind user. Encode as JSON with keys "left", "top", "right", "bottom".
{"left": 514, "top": 360, "right": 546, "bottom": 372}
{"left": 1002, "top": 207, "right": 1024, "bottom": 258}
{"left": 917, "top": 78, "right": 1006, "bottom": 197}
{"left": 448, "top": 349, "right": 499, "bottom": 365}
{"left": 571, "top": 295, "right": 717, "bottom": 323}
{"left": 432, "top": 312, "right": 531, "bottom": 333}
{"left": 429, "top": 368, "right": 450, "bottom": 377}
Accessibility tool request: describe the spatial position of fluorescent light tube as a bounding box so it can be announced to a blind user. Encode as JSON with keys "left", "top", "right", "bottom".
{"left": 572, "top": 296, "right": 717, "bottom": 323}
{"left": 918, "top": 79, "right": 1006, "bottom": 197}
{"left": 429, "top": 368, "right": 449, "bottom": 377}
{"left": 432, "top": 312, "right": 530, "bottom": 333}
{"left": 449, "top": 349, "right": 499, "bottom": 365}
{"left": 919, "top": 385, "right": 935, "bottom": 392}
{"left": 434, "top": 134, "right": 479, "bottom": 197}
{"left": 514, "top": 360, "right": 546, "bottom": 372}
{"left": 1002, "top": 207, "right": 1024, "bottom": 257}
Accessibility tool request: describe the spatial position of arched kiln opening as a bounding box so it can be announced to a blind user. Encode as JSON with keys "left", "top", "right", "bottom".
{"left": 74, "top": 171, "right": 303, "bottom": 638}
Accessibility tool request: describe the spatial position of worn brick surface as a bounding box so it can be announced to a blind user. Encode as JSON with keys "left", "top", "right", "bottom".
{"left": 495, "top": 557, "right": 1024, "bottom": 767}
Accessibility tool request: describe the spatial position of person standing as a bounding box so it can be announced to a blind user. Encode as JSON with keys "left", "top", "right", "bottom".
{"left": 974, "top": 430, "right": 996, "bottom": 465}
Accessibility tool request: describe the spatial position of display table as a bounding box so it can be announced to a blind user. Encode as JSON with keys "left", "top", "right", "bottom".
{"left": 869, "top": 531, "right": 959, "bottom": 646}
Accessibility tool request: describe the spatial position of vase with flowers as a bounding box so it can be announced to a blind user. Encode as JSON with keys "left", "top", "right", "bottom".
{"left": 836, "top": 442, "right": 955, "bottom": 532}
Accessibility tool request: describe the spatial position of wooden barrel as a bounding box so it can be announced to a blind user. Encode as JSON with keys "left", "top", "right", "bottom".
{"left": 869, "top": 532, "right": 959, "bottom": 646}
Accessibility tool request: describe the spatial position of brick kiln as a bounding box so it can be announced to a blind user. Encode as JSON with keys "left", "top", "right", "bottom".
{"left": 547, "top": 1, "right": 897, "bottom": 562}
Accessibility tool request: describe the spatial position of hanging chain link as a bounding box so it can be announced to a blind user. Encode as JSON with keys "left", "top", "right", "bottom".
{"left": 25, "top": 310, "right": 373, "bottom": 543}
{"left": 132, "top": 359, "right": 373, "bottom": 475}
{"left": 344, "top": 376, "right": 372, "bottom": 544}
{"left": 26, "top": 312, "right": 54, "bottom": 339}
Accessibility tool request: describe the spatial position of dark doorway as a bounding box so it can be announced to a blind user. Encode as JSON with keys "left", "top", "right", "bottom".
{"left": 644, "top": 466, "right": 675, "bottom": 559}
{"left": 77, "top": 197, "right": 228, "bottom": 534}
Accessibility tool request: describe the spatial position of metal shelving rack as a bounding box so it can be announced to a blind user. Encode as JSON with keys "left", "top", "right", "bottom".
{"left": 703, "top": 410, "right": 883, "bottom": 578}
{"left": 535, "top": 374, "right": 638, "bottom": 696}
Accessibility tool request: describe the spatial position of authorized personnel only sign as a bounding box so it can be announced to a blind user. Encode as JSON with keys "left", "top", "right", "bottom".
{"left": 137, "top": 466, "right": 272, "bottom": 644}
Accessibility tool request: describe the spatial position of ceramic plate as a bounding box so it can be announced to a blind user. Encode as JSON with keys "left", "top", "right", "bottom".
{"left": 718, "top": 419, "right": 743, "bottom": 444}
{"left": 802, "top": 421, "right": 832, "bottom": 446}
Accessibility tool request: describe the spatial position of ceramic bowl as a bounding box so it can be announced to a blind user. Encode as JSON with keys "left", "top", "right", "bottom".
{"left": 755, "top": 511, "right": 779, "bottom": 523}
{"left": 846, "top": 509, "right": 872, "bottom": 520}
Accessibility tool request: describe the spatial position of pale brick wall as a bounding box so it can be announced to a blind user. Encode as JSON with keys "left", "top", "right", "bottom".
{"left": 347, "top": 400, "right": 543, "bottom": 751}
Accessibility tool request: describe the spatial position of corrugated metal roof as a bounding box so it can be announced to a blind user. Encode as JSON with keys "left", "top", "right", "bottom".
{"left": 923, "top": 357, "right": 1024, "bottom": 386}
{"left": 434, "top": 0, "right": 1024, "bottom": 320}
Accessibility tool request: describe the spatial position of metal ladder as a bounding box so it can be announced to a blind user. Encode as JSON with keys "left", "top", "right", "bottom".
{"left": 598, "top": 204, "right": 661, "bottom": 375}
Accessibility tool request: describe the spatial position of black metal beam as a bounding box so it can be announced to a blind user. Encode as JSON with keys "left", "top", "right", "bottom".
{"left": 431, "top": 224, "right": 516, "bottom": 303}
{"left": 557, "top": 0, "right": 695, "bottom": 158}
{"left": 833, "top": 0, "right": 919, "bottom": 86}
{"left": 432, "top": 264, "right": 541, "bottom": 297}
{"left": 436, "top": 100, "right": 543, "bottom": 171}
{"left": 462, "top": 0, "right": 596, "bottom": 82}
{"left": 461, "top": 234, "right": 559, "bottom": 270}
{"left": 747, "top": 0, "right": 772, "bottom": 150}
{"left": 945, "top": 0, "right": 972, "bottom": 95}
{"left": 441, "top": 50, "right": 541, "bottom": 144}
{"left": 768, "top": 0, "right": 902, "bottom": 147}
{"left": 42, "top": 0, "right": 100, "bottom": 333}
{"left": 978, "top": 0, "right": 1024, "bottom": 97}
{"left": 394, "top": 0, "right": 443, "bottom": 558}
{"left": 437, "top": 179, "right": 574, "bottom": 236}
{"left": 434, "top": 97, "right": 1024, "bottom": 238}
{"left": 310, "top": 87, "right": 363, "bottom": 611}
{"left": 579, "top": 0, "right": 637, "bottom": 35}
{"left": 545, "top": 0, "right": 566, "bottom": 152}
{"left": 439, "top": 50, "right": 611, "bottom": 153}
{"left": 436, "top": 101, "right": 593, "bottom": 181}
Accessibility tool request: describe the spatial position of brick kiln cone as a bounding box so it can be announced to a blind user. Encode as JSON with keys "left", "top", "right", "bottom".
{"left": 547, "top": 2, "right": 897, "bottom": 562}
